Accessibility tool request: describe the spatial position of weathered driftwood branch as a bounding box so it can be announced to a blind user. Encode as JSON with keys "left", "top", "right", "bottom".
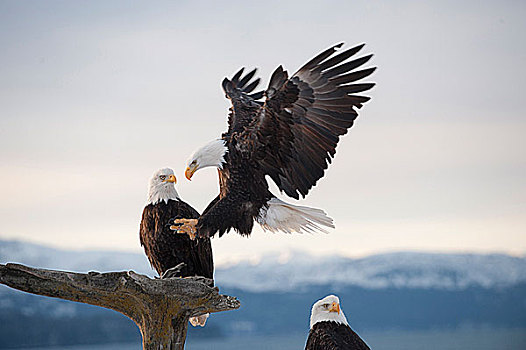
{"left": 0, "top": 263, "right": 240, "bottom": 350}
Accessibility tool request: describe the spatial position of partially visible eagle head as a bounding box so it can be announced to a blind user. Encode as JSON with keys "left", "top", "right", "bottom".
{"left": 185, "top": 139, "right": 227, "bottom": 180}
{"left": 310, "top": 294, "right": 349, "bottom": 329}
{"left": 147, "top": 168, "right": 180, "bottom": 205}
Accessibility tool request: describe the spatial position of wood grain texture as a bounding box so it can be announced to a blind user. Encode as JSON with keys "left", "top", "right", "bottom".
{"left": 0, "top": 263, "right": 239, "bottom": 350}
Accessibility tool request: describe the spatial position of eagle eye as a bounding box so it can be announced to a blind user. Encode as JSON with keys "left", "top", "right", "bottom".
{"left": 322, "top": 303, "right": 329, "bottom": 308}
{"left": 159, "top": 175, "right": 166, "bottom": 181}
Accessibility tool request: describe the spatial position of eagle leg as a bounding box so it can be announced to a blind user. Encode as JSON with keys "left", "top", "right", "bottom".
{"left": 170, "top": 218, "right": 198, "bottom": 240}
{"left": 160, "top": 262, "right": 187, "bottom": 279}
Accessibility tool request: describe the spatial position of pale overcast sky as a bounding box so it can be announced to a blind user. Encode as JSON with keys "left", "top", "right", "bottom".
{"left": 1, "top": 0, "right": 525, "bottom": 264}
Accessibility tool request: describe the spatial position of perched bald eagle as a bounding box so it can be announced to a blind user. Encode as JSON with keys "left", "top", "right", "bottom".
{"left": 140, "top": 168, "right": 213, "bottom": 326}
{"left": 173, "top": 43, "right": 375, "bottom": 238}
{"left": 306, "top": 295, "right": 370, "bottom": 350}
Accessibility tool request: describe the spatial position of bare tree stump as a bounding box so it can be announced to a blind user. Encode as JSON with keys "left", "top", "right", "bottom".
{"left": 0, "top": 263, "right": 240, "bottom": 350}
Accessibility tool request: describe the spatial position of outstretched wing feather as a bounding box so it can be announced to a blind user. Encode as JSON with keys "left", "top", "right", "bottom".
{"left": 253, "top": 43, "right": 376, "bottom": 198}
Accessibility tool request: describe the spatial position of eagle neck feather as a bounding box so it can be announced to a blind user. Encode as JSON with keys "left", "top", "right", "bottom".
{"left": 147, "top": 185, "right": 180, "bottom": 205}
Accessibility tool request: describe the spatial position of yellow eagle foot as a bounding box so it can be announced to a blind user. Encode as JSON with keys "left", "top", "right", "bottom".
{"left": 170, "top": 219, "right": 198, "bottom": 240}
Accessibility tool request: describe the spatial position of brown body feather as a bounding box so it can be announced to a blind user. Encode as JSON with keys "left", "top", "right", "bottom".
{"left": 140, "top": 199, "right": 213, "bottom": 278}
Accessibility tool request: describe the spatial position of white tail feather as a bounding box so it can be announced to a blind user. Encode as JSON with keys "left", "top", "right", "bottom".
{"left": 256, "top": 198, "right": 334, "bottom": 234}
{"left": 189, "top": 313, "right": 209, "bottom": 327}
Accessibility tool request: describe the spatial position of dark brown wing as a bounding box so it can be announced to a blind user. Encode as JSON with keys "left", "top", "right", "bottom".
{"left": 139, "top": 199, "right": 213, "bottom": 279}
{"left": 305, "top": 322, "right": 370, "bottom": 350}
{"left": 256, "top": 43, "right": 376, "bottom": 199}
{"left": 139, "top": 205, "right": 158, "bottom": 270}
{"left": 175, "top": 200, "right": 214, "bottom": 279}
{"left": 223, "top": 67, "right": 264, "bottom": 98}
{"left": 222, "top": 67, "right": 265, "bottom": 137}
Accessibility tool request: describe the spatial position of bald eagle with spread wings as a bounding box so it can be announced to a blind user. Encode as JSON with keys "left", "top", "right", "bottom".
{"left": 172, "top": 43, "right": 375, "bottom": 239}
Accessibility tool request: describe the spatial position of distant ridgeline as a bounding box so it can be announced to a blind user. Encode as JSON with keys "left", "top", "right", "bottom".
{"left": 1, "top": 240, "right": 526, "bottom": 348}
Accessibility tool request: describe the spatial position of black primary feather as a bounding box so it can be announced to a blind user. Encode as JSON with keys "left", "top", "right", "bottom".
{"left": 255, "top": 42, "right": 376, "bottom": 199}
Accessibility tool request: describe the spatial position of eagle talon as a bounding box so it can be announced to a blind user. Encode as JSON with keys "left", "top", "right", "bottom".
{"left": 160, "top": 263, "right": 186, "bottom": 279}
{"left": 170, "top": 219, "right": 198, "bottom": 240}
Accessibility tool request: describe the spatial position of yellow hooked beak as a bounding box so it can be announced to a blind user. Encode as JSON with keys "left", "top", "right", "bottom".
{"left": 164, "top": 174, "right": 177, "bottom": 184}
{"left": 185, "top": 163, "right": 198, "bottom": 181}
{"left": 329, "top": 302, "right": 340, "bottom": 314}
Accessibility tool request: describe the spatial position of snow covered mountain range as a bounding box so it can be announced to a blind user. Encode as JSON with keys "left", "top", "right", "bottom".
{"left": 217, "top": 251, "right": 526, "bottom": 291}
{"left": 1, "top": 239, "right": 526, "bottom": 348}
{"left": 1, "top": 239, "right": 525, "bottom": 291}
